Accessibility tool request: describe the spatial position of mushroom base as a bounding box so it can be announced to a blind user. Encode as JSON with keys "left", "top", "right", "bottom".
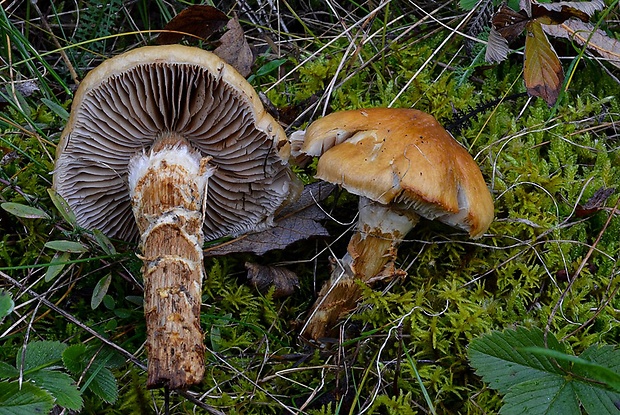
{"left": 129, "top": 139, "right": 214, "bottom": 389}
{"left": 301, "top": 198, "right": 418, "bottom": 342}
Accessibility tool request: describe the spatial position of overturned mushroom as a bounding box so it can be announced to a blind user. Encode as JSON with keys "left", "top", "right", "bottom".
{"left": 53, "top": 45, "right": 301, "bottom": 388}
{"left": 294, "top": 108, "right": 494, "bottom": 342}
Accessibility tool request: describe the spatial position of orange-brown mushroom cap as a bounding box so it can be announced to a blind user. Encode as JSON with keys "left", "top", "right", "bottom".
{"left": 300, "top": 108, "right": 494, "bottom": 238}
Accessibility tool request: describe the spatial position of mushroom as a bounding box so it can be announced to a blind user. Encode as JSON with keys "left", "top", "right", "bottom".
{"left": 294, "top": 108, "right": 494, "bottom": 342}
{"left": 53, "top": 45, "right": 301, "bottom": 389}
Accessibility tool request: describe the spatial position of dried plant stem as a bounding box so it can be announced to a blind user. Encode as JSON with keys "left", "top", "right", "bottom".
{"left": 29, "top": 0, "right": 80, "bottom": 85}
{"left": 546, "top": 196, "right": 620, "bottom": 342}
{"left": 0, "top": 270, "right": 145, "bottom": 369}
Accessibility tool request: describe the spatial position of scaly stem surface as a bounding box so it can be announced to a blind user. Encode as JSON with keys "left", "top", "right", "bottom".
{"left": 302, "top": 198, "right": 418, "bottom": 342}
{"left": 129, "top": 135, "right": 214, "bottom": 389}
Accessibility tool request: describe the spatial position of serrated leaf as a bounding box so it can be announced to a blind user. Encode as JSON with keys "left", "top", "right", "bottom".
{"left": 92, "top": 229, "right": 116, "bottom": 255}
{"left": 61, "top": 345, "right": 119, "bottom": 404}
{"left": 486, "top": 27, "right": 511, "bottom": 63}
{"left": 470, "top": 328, "right": 620, "bottom": 415}
{"left": 85, "top": 366, "right": 118, "bottom": 404}
{"left": 0, "top": 290, "right": 14, "bottom": 323}
{"left": 1, "top": 203, "right": 50, "bottom": 220}
{"left": 91, "top": 274, "right": 112, "bottom": 310}
{"left": 28, "top": 370, "right": 83, "bottom": 411}
{"left": 500, "top": 374, "right": 580, "bottom": 415}
{"left": 44, "top": 240, "right": 87, "bottom": 253}
{"left": 62, "top": 344, "right": 87, "bottom": 375}
{"left": 574, "top": 345, "right": 620, "bottom": 413}
{"left": 0, "top": 381, "right": 55, "bottom": 415}
{"left": 468, "top": 327, "right": 567, "bottom": 393}
{"left": 45, "top": 251, "right": 70, "bottom": 282}
{"left": 580, "top": 345, "right": 620, "bottom": 381}
{"left": 19, "top": 341, "right": 66, "bottom": 372}
{"left": 574, "top": 382, "right": 620, "bottom": 415}
{"left": 47, "top": 188, "right": 77, "bottom": 228}
{"left": 0, "top": 362, "right": 18, "bottom": 380}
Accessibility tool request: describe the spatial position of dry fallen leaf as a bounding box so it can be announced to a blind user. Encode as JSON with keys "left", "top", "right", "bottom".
{"left": 575, "top": 186, "right": 616, "bottom": 217}
{"left": 213, "top": 15, "right": 254, "bottom": 77}
{"left": 543, "top": 19, "right": 620, "bottom": 69}
{"left": 245, "top": 262, "right": 300, "bottom": 298}
{"left": 156, "top": 5, "right": 228, "bottom": 45}
{"left": 524, "top": 20, "right": 563, "bottom": 106}
{"left": 485, "top": 0, "right": 606, "bottom": 105}
{"left": 205, "top": 182, "right": 336, "bottom": 256}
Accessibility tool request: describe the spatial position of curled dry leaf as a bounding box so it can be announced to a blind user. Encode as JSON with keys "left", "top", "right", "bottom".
{"left": 485, "top": 0, "right": 605, "bottom": 106}
{"left": 575, "top": 186, "right": 616, "bottom": 217}
{"left": 155, "top": 5, "right": 228, "bottom": 45}
{"left": 213, "top": 15, "right": 254, "bottom": 77}
{"left": 205, "top": 182, "right": 336, "bottom": 256}
{"left": 245, "top": 262, "right": 300, "bottom": 298}
{"left": 529, "top": 0, "right": 605, "bottom": 18}
{"left": 543, "top": 19, "right": 620, "bottom": 69}
{"left": 155, "top": 5, "right": 253, "bottom": 77}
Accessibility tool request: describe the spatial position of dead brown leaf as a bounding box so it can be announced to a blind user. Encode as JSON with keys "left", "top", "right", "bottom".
{"left": 575, "top": 186, "right": 616, "bottom": 217}
{"left": 524, "top": 20, "right": 564, "bottom": 106}
{"left": 543, "top": 19, "right": 620, "bottom": 69}
{"left": 245, "top": 262, "right": 299, "bottom": 298}
{"left": 213, "top": 15, "right": 254, "bottom": 77}
{"left": 485, "top": 0, "right": 605, "bottom": 105}
{"left": 205, "top": 182, "right": 336, "bottom": 256}
{"left": 156, "top": 5, "right": 228, "bottom": 45}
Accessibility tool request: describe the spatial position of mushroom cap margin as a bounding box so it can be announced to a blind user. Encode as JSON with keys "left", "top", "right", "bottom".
{"left": 53, "top": 45, "right": 300, "bottom": 241}
{"left": 302, "top": 108, "right": 494, "bottom": 238}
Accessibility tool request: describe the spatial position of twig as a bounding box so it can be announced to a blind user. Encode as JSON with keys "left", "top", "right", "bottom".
{"left": 1, "top": 270, "right": 227, "bottom": 414}
{"left": 29, "top": 0, "right": 80, "bottom": 85}
{"left": 545, "top": 196, "right": 620, "bottom": 342}
{"left": 0, "top": 270, "right": 145, "bottom": 369}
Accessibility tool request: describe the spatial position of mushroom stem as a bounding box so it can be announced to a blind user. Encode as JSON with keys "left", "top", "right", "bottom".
{"left": 128, "top": 135, "right": 215, "bottom": 389}
{"left": 301, "top": 197, "right": 419, "bottom": 341}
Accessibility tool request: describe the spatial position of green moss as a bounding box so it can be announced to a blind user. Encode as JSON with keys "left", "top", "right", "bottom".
{"left": 1, "top": 2, "right": 619, "bottom": 413}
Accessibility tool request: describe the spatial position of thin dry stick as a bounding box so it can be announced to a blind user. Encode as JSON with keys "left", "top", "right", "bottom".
{"left": 389, "top": 2, "right": 478, "bottom": 106}
{"left": 545, "top": 196, "right": 620, "bottom": 341}
{"left": 1, "top": 270, "right": 226, "bottom": 414}
{"left": 29, "top": 0, "right": 80, "bottom": 85}
{"left": 0, "top": 270, "right": 145, "bottom": 369}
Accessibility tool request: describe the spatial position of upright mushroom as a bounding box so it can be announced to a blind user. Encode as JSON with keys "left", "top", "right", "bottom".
{"left": 53, "top": 45, "right": 301, "bottom": 389}
{"left": 293, "top": 108, "right": 494, "bottom": 341}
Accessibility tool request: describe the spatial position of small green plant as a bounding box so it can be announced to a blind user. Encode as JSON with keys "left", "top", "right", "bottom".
{"left": 2, "top": 0, "right": 619, "bottom": 412}
{"left": 0, "top": 290, "right": 13, "bottom": 325}
{"left": 0, "top": 340, "right": 83, "bottom": 413}
{"left": 0, "top": 340, "right": 122, "bottom": 413}
{"left": 469, "top": 327, "right": 620, "bottom": 414}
